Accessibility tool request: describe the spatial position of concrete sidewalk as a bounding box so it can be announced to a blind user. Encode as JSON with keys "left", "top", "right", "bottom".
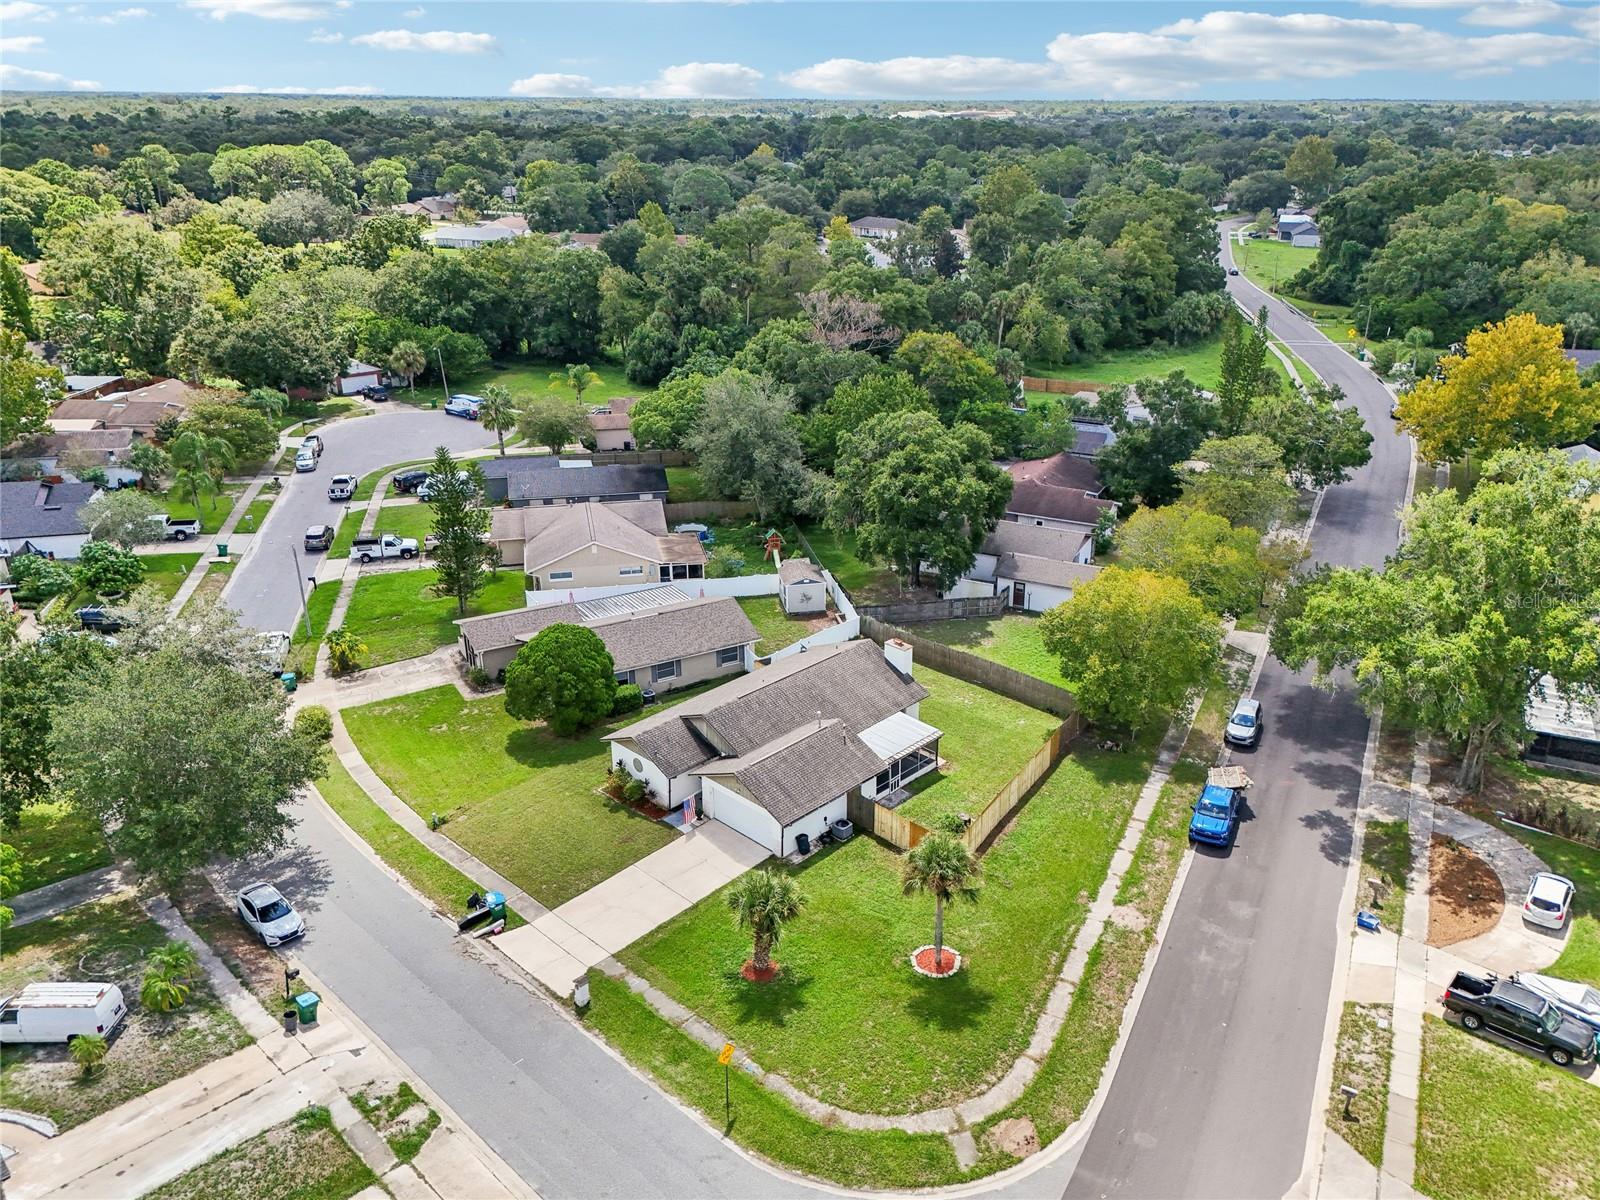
{"left": 497, "top": 819, "right": 769, "bottom": 997}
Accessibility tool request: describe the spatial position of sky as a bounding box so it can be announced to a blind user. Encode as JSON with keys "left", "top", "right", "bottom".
{"left": 1, "top": 0, "right": 1598, "bottom": 101}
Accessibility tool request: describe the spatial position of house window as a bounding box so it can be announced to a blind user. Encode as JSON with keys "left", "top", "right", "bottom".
{"left": 670, "top": 564, "right": 689, "bottom": 580}
{"left": 651, "top": 660, "right": 680, "bottom": 683}
{"left": 716, "top": 646, "right": 741, "bottom": 667}
{"left": 875, "top": 744, "right": 939, "bottom": 795}
{"left": 659, "top": 565, "right": 671, "bottom": 581}
{"left": 619, "top": 566, "right": 644, "bottom": 577}
{"left": 615, "top": 669, "right": 635, "bottom": 685}
{"left": 687, "top": 564, "right": 703, "bottom": 579}
{"left": 550, "top": 570, "right": 573, "bottom": 582}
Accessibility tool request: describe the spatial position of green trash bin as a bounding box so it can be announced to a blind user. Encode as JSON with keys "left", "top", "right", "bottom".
{"left": 293, "top": 991, "right": 320, "bottom": 1025}
{"left": 216, "top": 542, "right": 229, "bottom": 558}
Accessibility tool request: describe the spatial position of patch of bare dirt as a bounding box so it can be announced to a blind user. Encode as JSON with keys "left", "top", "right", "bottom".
{"left": 1427, "top": 835, "right": 1503, "bottom": 947}
{"left": 1108, "top": 904, "right": 1149, "bottom": 933}
{"left": 987, "top": 1116, "right": 1040, "bottom": 1159}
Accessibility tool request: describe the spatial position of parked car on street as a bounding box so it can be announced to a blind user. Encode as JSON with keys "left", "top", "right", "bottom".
{"left": 1441, "top": 970, "right": 1597, "bottom": 1066}
{"left": 327, "top": 475, "right": 356, "bottom": 502}
{"left": 1188, "top": 783, "right": 1241, "bottom": 847}
{"left": 444, "top": 393, "right": 482, "bottom": 419}
{"left": 149, "top": 514, "right": 202, "bottom": 542}
{"left": 300, "top": 434, "right": 323, "bottom": 458}
{"left": 1227, "top": 267, "right": 1240, "bottom": 276}
{"left": 351, "top": 533, "right": 418, "bottom": 563}
{"left": 75, "top": 605, "right": 125, "bottom": 633}
{"left": 0, "top": 983, "right": 127, "bottom": 1045}
{"left": 392, "top": 469, "right": 430, "bottom": 494}
{"left": 1513, "top": 972, "right": 1600, "bottom": 1037}
{"left": 1523, "top": 872, "right": 1576, "bottom": 929}
{"left": 236, "top": 882, "right": 304, "bottom": 947}
{"left": 1224, "top": 697, "right": 1263, "bottom": 747}
{"left": 304, "top": 524, "right": 334, "bottom": 552}
{"left": 295, "top": 447, "right": 318, "bottom": 472}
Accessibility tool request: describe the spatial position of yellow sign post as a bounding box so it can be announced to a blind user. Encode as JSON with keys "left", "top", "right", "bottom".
{"left": 718, "top": 1042, "right": 735, "bottom": 1065}
{"left": 719, "top": 1043, "right": 735, "bottom": 1125}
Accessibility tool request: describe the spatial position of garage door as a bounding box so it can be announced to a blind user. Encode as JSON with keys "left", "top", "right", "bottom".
{"left": 705, "top": 785, "right": 779, "bottom": 853}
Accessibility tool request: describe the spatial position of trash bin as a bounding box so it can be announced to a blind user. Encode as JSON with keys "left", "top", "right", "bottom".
{"left": 795, "top": 832, "right": 811, "bottom": 856}
{"left": 280, "top": 672, "right": 297, "bottom": 693}
{"left": 283, "top": 1008, "right": 298, "bottom": 1034}
{"left": 293, "top": 991, "right": 320, "bottom": 1025}
{"left": 215, "top": 543, "right": 229, "bottom": 558}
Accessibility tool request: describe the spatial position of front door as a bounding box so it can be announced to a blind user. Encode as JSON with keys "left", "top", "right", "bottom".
{"left": 1010, "top": 582, "right": 1026, "bottom": 609}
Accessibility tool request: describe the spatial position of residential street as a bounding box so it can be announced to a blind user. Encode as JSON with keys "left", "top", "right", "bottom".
{"left": 1062, "top": 225, "right": 1415, "bottom": 1199}
{"left": 225, "top": 406, "right": 496, "bottom": 634}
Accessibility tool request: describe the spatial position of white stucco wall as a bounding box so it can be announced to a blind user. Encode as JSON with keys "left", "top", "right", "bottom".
{"left": 998, "top": 577, "right": 1074, "bottom": 614}
{"left": 0, "top": 532, "right": 91, "bottom": 559}
{"left": 702, "top": 777, "right": 782, "bottom": 852}
{"left": 611, "top": 741, "right": 676, "bottom": 810}
{"left": 780, "top": 794, "right": 847, "bottom": 857}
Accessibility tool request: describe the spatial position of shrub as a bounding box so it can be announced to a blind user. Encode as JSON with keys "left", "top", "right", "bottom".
{"left": 1369, "top": 341, "right": 1398, "bottom": 377}
{"left": 465, "top": 665, "right": 494, "bottom": 691}
{"left": 622, "top": 775, "right": 646, "bottom": 805}
{"left": 612, "top": 683, "right": 644, "bottom": 715}
{"left": 293, "top": 705, "right": 334, "bottom": 742}
{"left": 139, "top": 940, "right": 199, "bottom": 1012}
{"left": 9, "top": 553, "right": 75, "bottom": 603}
{"left": 326, "top": 626, "right": 366, "bottom": 674}
{"left": 705, "top": 546, "right": 746, "bottom": 578}
{"left": 70, "top": 1033, "right": 108, "bottom": 1076}
{"left": 77, "top": 540, "right": 145, "bottom": 597}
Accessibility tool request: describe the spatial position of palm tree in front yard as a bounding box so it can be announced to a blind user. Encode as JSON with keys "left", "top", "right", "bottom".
{"left": 902, "top": 832, "right": 982, "bottom": 973}
{"left": 727, "top": 868, "right": 806, "bottom": 979}
{"left": 169, "top": 465, "right": 218, "bottom": 516}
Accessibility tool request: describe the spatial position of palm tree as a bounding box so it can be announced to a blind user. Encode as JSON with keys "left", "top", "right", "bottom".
{"left": 169, "top": 465, "right": 219, "bottom": 516}
{"left": 549, "top": 362, "right": 603, "bottom": 408}
{"left": 901, "top": 832, "right": 983, "bottom": 973}
{"left": 1402, "top": 326, "right": 1433, "bottom": 368}
{"left": 478, "top": 384, "right": 519, "bottom": 457}
{"left": 726, "top": 868, "right": 806, "bottom": 977}
{"left": 169, "top": 430, "right": 236, "bottom": 510}
{"left": 388, "top": 341, "right": 426, "bottom": 401}
{"left": 139, "top": 942, "right": 198, "bottom": 1013}
{"left": 69, "top": 1033, "right": 108, "bottom": 1076}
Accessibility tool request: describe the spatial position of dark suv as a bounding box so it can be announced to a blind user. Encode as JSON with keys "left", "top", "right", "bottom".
{"left": 392, "top": 469, "right": 430, "bottom": 494}
{"left": 1441, "top": 971, "right": 1599, "bottom": 1066}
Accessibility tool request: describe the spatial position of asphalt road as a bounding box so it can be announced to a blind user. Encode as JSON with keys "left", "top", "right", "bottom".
{"left": 1063, "top": 225, "right": 1413, "bottom": 1200}
{"left": 224, "top": 406, "right": 496, "bottom": 633}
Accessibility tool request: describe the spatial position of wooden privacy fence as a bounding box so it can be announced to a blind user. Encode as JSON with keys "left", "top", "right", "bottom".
{"left": 1021, "top": 376, "right": 1108, "bottom": 396}
{"left": 584, "top": 448, "right": 692, "bottom": 467}
{"left": 858, "top": 595, "right": 1005, "bottom": 623}
{"left": 859, "top": 616, "right": 1079, "bottom": 720}
{"left": 663, "top": 500, "right": 755, "bottom": 522}
{"left": 848, "top": 721, "right": 1074, "bottom": 854}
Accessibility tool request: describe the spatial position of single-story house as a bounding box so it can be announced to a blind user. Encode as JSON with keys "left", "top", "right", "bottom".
{"left": 479, "top": 456, "right": 668, "bottom": 508}
{"left": 456, "top": 585, "right": 758, "bottom": 685}
{"left": 5, "top": 428, "right": 139, "bottom": 488}
{"left": 490, "top": 499, "right": 706, "bottom": 590}
{"left": 396, "top": 196, "right": 456, "bottom": 221}
{"left": 1525, "top": 675, "right": 1600, "bottom": 769}
{"left": 949, "top": 520, "right": 1098, "bottom": 611}
{"left": 0, "top": 480, "right": 99, "bottom": 558}
{"left": 778, "top": 557, "right": 826, "bottom": 615}
{"left": 587, "top": 396, "right": 637, "bottom": 452}
{"left": 423, "top": 222, "right": 520, "bottom": 250}
{"left": 50, "top": 378, "right": 201, "bottom": 438}
{"left": 606, "top": 638, "right": 939, "bottom": 855}
{"left": 849, "top": 217, "right": 907, "bottom": 241}
{"left": 334, "top": 361, "right": 385, "bottom": 396}
{"left": 486, "top": 214, "right": 530, "bottom": 234}
{"left": 1004, "top": 453, "right": 1118, "bottom": 539}
{"left": 1276, "top": 213, "right": 1320, "bottom": 247}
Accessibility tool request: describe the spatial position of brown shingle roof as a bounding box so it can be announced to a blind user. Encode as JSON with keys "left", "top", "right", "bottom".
{"left": 1005, "top": 479, "right": 1117, "bottom": 528}
{"left": 982, "top": 521, "right": 1090, "bottom": 563}
{"left": 996, "top": 553, "right": 1101, "bottom": 590}
{"left": 491, "top": 500, "right": 702, "bottom": 568}
{"left": 778, "top": 557, "right": 822, "bottom": 585}
{"left": 456, "top": 595, "right": 757, "bottom": 673}
{"left": 1007, "top": 452, "right": 1103, "bottom": 495}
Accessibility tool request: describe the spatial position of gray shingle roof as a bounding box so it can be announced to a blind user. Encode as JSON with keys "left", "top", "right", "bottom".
{"left": 480, "top": 458, "right": 667, "bottom": 505}
{"left": 1006, "top": 479, "right": 1117, "bottom": 527}
{"left": 701, "top": 720, "right": 886, "bottom": 827}
{"left": 996, "top": 553, "right": 1101, "bottom": 590}
{"left": 456, "top": 595, "right": 758, "bottom": 673}
{"left": 778, "top": 557, "right": 822, "bottom": 585}
{"left": 982, "top": 520, "right": 1090, "bottom": 563}
{"left": 0, "top": 481, "right": 97, "bottom": 539}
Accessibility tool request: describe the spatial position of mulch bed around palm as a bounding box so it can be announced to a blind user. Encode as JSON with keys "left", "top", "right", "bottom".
{"left": 1428, "top": 835, "right": 1503, "bottom": 947}
{"left": 912, "top": 946, "right": 961, "bottom": 976}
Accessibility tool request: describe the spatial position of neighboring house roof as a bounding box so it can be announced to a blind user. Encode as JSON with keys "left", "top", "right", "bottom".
{"left": 608, "top": 640, "right": 928, "bottom": 784}
{"left": 1006, "top": 479, "right": 1117, "bottom": 528}
{"left": 491, "top": 500, "right": 703, "bottom": 569}
{"left": 981, "top": 520, "right": 1091, "bottom": 566}
{"left": 457, "top": 593, "right": 758, "bottom": 672}
{"left": 0, "top": 480, "right": 97, "bottom": 539}
{"left": 587, "top": 395, "right": 637, "bottom": 433}
{"left": 12, "top": 428, "right": 135, "bottom": 457}
{"left": 486, "top": 214, "right": 530, "bottom": 232}
{"left": 341, "top": 360, "right": 383, "bottom": 378}
{"left": 18, "top": 261, "right": 54, "bottom": 296}
{"left": 416, "top": 196, "right": 457, "bottom": 216}
{"left": 849, "top": 217, "right": 906, "bottom": 236}
{"left": 778, "top": 557, "right": 823, "bottom": 586}
{"left": 425, "top": 223, "right": 518, "bottom": 247}
{"left": 996, "top": 553, "right": 1101, "bottom": 590}
{"left": 1565, "top": 349, "right": 1600, "bottom": 371}
{"left": 1527, "top": 674, "right": 1600, "bottom": 744}
{"left": 480, "top": 457, "right": 668, "bottom": 504}
{"left": 1562, "top": 443, "right": 1600, "bottom": 465}
{"left": 63, "top": 375, "right": 123, "bottom": 395}
{"left": 1007, "top": 452, "right": 1104, "bottom": 496}
{"left": 51, "top": 378, "right": 201, "bottom": 432}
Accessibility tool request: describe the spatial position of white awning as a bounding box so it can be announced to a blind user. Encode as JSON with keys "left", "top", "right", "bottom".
{"left": 859, "top": 711, "right": 941, "bottom": 763}
{"left": 1528, "top": 675, "right": 1600, "bottom": 743}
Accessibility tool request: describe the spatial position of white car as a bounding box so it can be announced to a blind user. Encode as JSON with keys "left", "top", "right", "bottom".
{"left": 1223, "top": 697, "right": 1262, "bottom": 747}
{"left": 257, "top": 631, "right": 292, "bottom": 674}
{"left": 1513, "top": 972, "right": 1600, "bottom": 1036}
{"left": 1522, "top": 872, "right": 1575, "bottom": 930}
{"left": 237, "top": 882, "right": 305, "bottom": 946}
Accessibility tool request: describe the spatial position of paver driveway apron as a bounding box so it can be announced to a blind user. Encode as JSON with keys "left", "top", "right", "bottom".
{"left": 497, "top": 820, "right": 771, "bottom": 994}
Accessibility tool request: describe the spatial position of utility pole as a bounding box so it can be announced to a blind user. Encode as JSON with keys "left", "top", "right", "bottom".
{"left": 436, "top": 345, "right": 449, "bottom": 403}
{"left": 290, "top": 547, "right": 313, "bottom": 640}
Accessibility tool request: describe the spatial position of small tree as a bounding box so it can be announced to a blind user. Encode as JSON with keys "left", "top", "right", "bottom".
{"left": 503, "top": 624, "right": 617, "bottom": 736}
{"left": 516, "top": 395, "right": 591, "bottom": 456}
{"left": 388, "top": 340, "right": 426, "bottom": 400}
{"left": 477, "top": 384, "right": 518, "bottom": 457}
{"left": 169, "top": 465, "right": 219, "bottom": 515}
{"left": 425, "top": 446, "right": 496, "bottom": 617}
{"left": 1181, "top": 435, "right": 1296, "bottom": 531}
{"left": 325, "top": 626, "right": 366, "bottom": 674}
{"left": 549, "top": 363, "right": 602, "bottom": 407}
{"left": 128, "top": 442, "right": 171, "bottom": 490}
{"left": 70, "top": 1033, "right": 108, "bottom": 1076}
{"left": 901, "top": 832, "right": 982, "bottom": 973}
{"left": 726, "top": 869, "right": 807, "bottom": 978}
{"left": 140, "top": 941, "right": 198, "bottom": 1012}
{"left": 78, "top": 540, "right": 145, "bottom": 597}
{"left": 82, "top": 489, "right": 162, "bottom": 548}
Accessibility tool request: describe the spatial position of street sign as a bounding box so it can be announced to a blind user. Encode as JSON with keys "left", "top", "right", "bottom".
{"left": 718, "top": 1042, "right": 735, "bottom": 1065}
{"left": 1347, "top": 328, "right": 1358, "bottom": 340}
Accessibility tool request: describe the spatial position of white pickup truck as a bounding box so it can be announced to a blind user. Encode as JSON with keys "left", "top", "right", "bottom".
{"left": 351, "top": 533, "right": 418, "bottom": 563}
{"left": 149, "top": 514, "right": 203, "bottom": 542}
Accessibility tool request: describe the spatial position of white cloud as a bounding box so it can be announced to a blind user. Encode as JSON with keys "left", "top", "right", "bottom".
{"left": 402, "top": 5, "right": 424, "bottom": 16}
{"left": 213, "top": 83, "right": 381, "bottom": 94}
{"left": 307, "top": 28, "right": 343, "bottom": 43}
{"left": 1460, "top": 0, "right": 1570, "bottom": 24}
{"left": 597, "top": 61, "right": 763, "bottom": 97}
{"left": 350, "top": 28, "right": 495, "bottom": 54}
{"left": 784, "top": 10, "right": 1595, "bottom": 96}
{"left": 85, "top": 7, "right": 150, "bottom": 24}
{"left": 508, "top": 72, "right": 597, "bottom": 97}
{"left": 0, "top": 34, "right": 45, "bottom": 52}
{"left": 185, "top": 0, "right": 330, "bottom": 20}
{"left": 0, "top": 63, "right": 101, "bottom": 90}
{"left": 0, "top": 1, "right": 54, "bottom": 20}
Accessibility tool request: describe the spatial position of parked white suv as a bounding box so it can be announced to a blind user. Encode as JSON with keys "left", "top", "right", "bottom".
{"left": 1522, "top": 872, "right": 1575, "bottom": 929}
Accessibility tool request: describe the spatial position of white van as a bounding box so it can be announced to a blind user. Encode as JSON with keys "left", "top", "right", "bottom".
{"left": 0, "top": 983, "right": 127, "bottom": 1044}
{"left": 444, "top": 393, "right": 482, "bottom": 420}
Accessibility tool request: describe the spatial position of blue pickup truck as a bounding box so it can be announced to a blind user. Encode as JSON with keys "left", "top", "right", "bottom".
{"left": 1189, "top": 783, "right": 1242, "bottom": 847}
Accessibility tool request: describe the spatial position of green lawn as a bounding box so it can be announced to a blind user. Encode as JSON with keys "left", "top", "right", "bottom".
{"left": 365, "top": 501, "right": 434, "bottom": 545}
{"left": 735, "top": 595, "right": 820, "bottom": 655}
{"left": 1326, "top": 1002, "right": 1394, "bottom": 1167}
{"left": 797, "top": 522, "right": 902, "bottom": 603}
{"left": 314, "top": 756, "right": 525, "bottom": 929}
{"left": 914, "top": 614, "right": 1073, "bottom": 691}
{"left": 181, "top": 559, "right": 234, "bottom": 615}
{"left": 665, "top": 466, "right": 706, "bottom": 502}
{"left": 402, "top": 356, "right": 652, "bottom": 410}
{"left": 1026, "top": 329, "right": 1291, "bottom": 395}
{"left": 623, "top": 735, "right": 1146, "bottom": 1114}
{"left": 1417, "top": 1015, "right": 1600, "bottom": 1200}
{"left": 149, "top": 1106, "right": 376, "bottom": 1200}
{"left": 0, "top": 899, "right": 252, "bottom": 1129}
{"left": 340, "top": 568, "right": 524, "bottom": 667}
{"left": 894, "top": 666, "right": 1064, "bottom": 829}
{"left": 136, "top": 551, "right": 203, "bottom": 604}
{"left": 155, "top": 487, "right": 242, "bottom": 535}
{"left": 1501, "top": 824, "right": 1600, "bottom": 987}
{"left": 1233, "top": 236, "right": 1319, "bottom": 292}
{"left": 236, "top": 493, "right": 276, "bottom": 534}
{"left": 342, "top": 685, "right": 688, "bottom": 906}
{"left": 1358, "top": 818, "right": 1411, "bottom": 933}
{"left": 698, "top": 519, "right": 794, "bottom": 576}
{"left": 325, "top": 510, "right": 360, "bottom": 559}
{"left": 2, "top": 799, "right": 111, "bottom": 893}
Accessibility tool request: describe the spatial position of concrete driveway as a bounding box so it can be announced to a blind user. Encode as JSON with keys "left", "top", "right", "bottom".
{"left": 498, "top": 820, "right": 770, "bottom": 994}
